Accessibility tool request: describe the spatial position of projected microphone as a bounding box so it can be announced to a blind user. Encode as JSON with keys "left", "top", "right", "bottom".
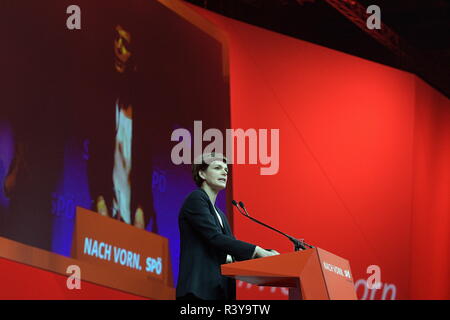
{"left": 231, "top": 200, "right": 314, "bottom": 251}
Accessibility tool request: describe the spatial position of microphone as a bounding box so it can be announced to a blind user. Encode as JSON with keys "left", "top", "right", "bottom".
{"left": 231, "top": 200, "right": 314, "bottom": 251}
{"left": 239, "top": 202, "right": 248, "bottom": 215}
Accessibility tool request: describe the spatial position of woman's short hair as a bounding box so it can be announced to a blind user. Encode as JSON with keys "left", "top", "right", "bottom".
{"left": 192, "top": 152, "right": 228, "bottom": 187}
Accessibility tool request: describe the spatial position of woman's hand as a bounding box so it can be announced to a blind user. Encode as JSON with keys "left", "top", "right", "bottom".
{"left": 253, "top": 246, "right": 280, "bottom": 258}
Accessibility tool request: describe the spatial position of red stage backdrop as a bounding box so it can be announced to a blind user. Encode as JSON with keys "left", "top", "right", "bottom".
{"left": 189, "top": 4, "right": 450, "bottom": 300}
{"left": 409, "top": 80, "right": 450, "bottom": 299}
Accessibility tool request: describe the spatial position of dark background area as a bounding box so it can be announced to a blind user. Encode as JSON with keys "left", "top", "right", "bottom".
{"left": 184, "top": 0, "right": 450, "bottom": 98}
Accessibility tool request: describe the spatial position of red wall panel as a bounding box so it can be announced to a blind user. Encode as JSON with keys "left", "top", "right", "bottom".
{"left": 0, "top": 258, "right": 147, "bottom": 300}
{"left": 191, "top": 4, "right": 449, "bottom": 300}
{"left": 409, "top": 79, "right": 450, "bottom": 299}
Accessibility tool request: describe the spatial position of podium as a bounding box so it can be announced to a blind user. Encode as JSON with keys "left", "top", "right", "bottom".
{"left": 0, "top": 207, "right": 175, "bottom": 299}
{"left": 221, "top": 247, "right": 357, "bottom": 300}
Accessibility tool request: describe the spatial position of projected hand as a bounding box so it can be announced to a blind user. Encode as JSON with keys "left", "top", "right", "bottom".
{"left": 95, "top": 196, "right": 146, "bottom": 229}
{"left": 96, "top": 195, "right": 109, "bottom": 216}
{"left": 134, "top": 206, "right": 145, "bottom": 229}
{"left": 4, "top": 141, "right": 28, "bottom": 199}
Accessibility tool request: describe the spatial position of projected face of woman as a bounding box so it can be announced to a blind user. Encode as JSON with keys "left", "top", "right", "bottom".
{"left": 114, "top": 24, "right": 132, "bottom": 73}
{"left": 199, "top": 160, "right": 228, "bottom": 192}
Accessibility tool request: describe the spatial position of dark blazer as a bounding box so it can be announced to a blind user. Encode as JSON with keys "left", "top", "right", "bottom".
{"left": 176, "top": 188, "right": 256, "bottom": 300}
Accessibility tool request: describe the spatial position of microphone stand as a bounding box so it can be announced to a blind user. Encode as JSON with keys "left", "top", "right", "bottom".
{"left": 232, "top": 200, "right": 314, "bottom": 252}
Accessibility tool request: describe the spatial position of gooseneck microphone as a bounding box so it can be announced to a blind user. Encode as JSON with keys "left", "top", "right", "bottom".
{"left": 231, "top": 200, "right": 314, "bottom": 251}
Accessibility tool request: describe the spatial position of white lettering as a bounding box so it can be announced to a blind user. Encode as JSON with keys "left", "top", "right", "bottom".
{"left": 83, "top": 237, "right": 92, "bottom": 255}
{"left": 66, "top": 5, "right": 81, "bottom": 30}
{"left": 170, "top": 121, "right": 280, "bottom": 176}
{"left": 366, "top": 5, "right": 381, "bottom": 30}
{"left": 66, "top": 265, "right": 81, "bottom": 290}
{"left": 367, "top": 264, "right": 382, "bottom": 289}
{"left": 171, "top": 128, "right": 191, "bottom": 164}
{"left": 180, "top": 304, "right": 214, "bottom": 317}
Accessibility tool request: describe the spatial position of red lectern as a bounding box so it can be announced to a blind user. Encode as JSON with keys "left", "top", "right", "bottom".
{"left": 221, "top": 247, "right": 357, "bottom": 300}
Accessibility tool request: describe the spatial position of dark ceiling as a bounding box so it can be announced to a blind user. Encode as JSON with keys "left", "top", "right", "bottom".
{"left": 184, "top": 0, "right": 450, "bottom": 98}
